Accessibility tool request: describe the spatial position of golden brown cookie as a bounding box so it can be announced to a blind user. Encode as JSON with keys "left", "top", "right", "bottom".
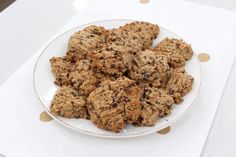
{"left": 108, "top": 22, "right": 159, "bottom": 53}
{"left": 69, "top": 60, "right": 98, "bottom": 96}
{"left": 130, "top": 49, "right": 170, "bottom": 81}
{"left": 122, "top": 21, "right": 159, "bottom": 49}
{"left": 108, "top": 28, "right": 144, "bottom": 53}
{"left": 165, "top": 68, "right": 194, "bottom": 103}
{"left": 66, "top": 25, "right": 108, "bottom": 62}
{"left": 50, "top": 57, "right": 72, "bottom": 86}
{"left": 135, "top": 86, "right": 174, "bottom": 126}
{"left": 87, "top": 77, "right": 142, "bottom": 132}
{"left": 89, "top": 43, "right": 133, "bottom": 76}
{"left": 154, "top": 38, "right": 193, "bottom": 68}
{"left": 50, "top": 86, "right": 89, "bottom": 119}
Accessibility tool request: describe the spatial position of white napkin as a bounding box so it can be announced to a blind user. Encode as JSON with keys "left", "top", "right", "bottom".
{"left": 1, "top": 0, "right": 236, "bottom": 157}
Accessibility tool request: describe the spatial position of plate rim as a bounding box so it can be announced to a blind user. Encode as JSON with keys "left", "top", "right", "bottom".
{"left": 33, "top": 19, "right": 202, "bottom": 139}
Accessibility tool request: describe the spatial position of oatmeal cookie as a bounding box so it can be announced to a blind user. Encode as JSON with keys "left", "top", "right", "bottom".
{"left": 50, "top": 57, "right": 72, "bottom": 86}
{"left": 154, "top": 38, "right": 193, "bottom": 68}
{"left": 69, "top": 59, "right": 115, "bottom": 96}
{"left": 122, "top": 21, "right": 159, "bottom": 49}
{"left": 165, "top": 68, "right": 194, "bottom": 103}
{"left": 87, "top": 77, "right": 142, "bottom": 132}
{"left": 66, "top": 25, "right": 108, "bottom": 62}
{"left": 69, "top": 60, "right": 98, "bottom": 96}
{"left": 108, "top": 28, "right": 144, "bottom": 53}
{"left": 130, "top": 49, "right": 170, "bottom": 82}
{"left": 90, "top": 43, "right": 133, "bottom": 76}
{"left": 50, "top": 86, "right": 89, "bottom": 119}
{"left": 135, "top": 86, "right": 174, "bottom": 126}
{"left": 108, "top": 21, "right": 159, "bottom": 53}
{"left": 141, "top": 70, "right": 173, "bottom": 89}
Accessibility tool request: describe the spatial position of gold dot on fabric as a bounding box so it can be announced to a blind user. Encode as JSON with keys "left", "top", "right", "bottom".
{"left": 198, "top": 53, "right": 210, "bottom": 62}
{"left": 157, "top": 126, "right": 171, "bottom": 134}
{"left": 40, "top": 111, "right": 53, "bottom": 122}
{"left": 139, "top": 0, "right": 150, "bottom": 4}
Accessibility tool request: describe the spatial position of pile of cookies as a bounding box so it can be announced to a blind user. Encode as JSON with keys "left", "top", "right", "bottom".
{"left": 50, "top": 21, "right": 194, "bottom": 132}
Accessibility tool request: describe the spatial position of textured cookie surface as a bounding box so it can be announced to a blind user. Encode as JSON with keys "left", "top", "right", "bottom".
{"left": 89, "top": 43, "right": 133, "bottom": 76}
{"left": 155, "top": 38, "right": 193, "bottom": 68}
{"left": 108, "top": 21, "right": 159, "bottom": 53}
{"left": 50, "top": 86, "right": 89, "bottom": 119}
{"left": 135, "top": 85, "right": 174, "bottom": 126}
{"left": 66, "top": 25, "right": 108, "bottom": 62}
{"left": 50, "top": 57, "right": 72, "bottom": 86}
{"left": 165, "top": 68, "right": 194, "bottom": 103}
{"left": 130, "top": 49, "right": 170, "bottom": 81}
{"left": 87, "top": 77, "right": 142, "bottom": 132}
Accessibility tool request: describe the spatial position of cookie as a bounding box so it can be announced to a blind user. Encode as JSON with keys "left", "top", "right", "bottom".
{"left": 130, "top": 49, "right": 170, "bottom": 81}
{"left": 87, "top": 77, "right": 142, "bottom": 132}
{"left": 50, "top": 57, "right": 72, "bottom": 86}
{"left": 122, "top": 21, "right": 159, "bottom": 49}
{"left": 154, "top": 38, "right": 193, "bottom": 68}
{"left": 90, "top": 43, "right": 133, "bottom": 76}
{"left": 108, "top": 21, "right": 159, "bottom": 53}
{"left": 135, "top": 86, "right": 174, "bottom": 126}
{"left": 66, "top": 25, "right": 108, "bottom": 62}
{"left": 50, "top": 86, "right": 89, "bottom": 119}
{"left": 108, "top": 28, "right": 144, "bottom": 53}
{"left": 165, "top": 68, "right": 194, "bottom": 103}
{"left": 68, "top": 60, "right": 98, "bottom": 96}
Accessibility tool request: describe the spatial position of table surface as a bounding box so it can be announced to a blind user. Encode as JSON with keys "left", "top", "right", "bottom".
{"left": 0, "top": 0, "right": 236, "bottom": 156}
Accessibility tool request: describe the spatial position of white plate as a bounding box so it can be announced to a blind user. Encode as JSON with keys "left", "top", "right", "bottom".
{"left": 33, "top": 19, "right": 201, "bottom": 139}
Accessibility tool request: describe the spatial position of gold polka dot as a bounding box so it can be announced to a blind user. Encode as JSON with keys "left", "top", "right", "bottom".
{"left": 40, "top": 111, "right": 53, "bottom": 122}
{"left": 157, "top": 126, "right": 171, "bottom": 134}
{"left": 139, "top": 0, "right": 150, "bottom": 4}
{"left": 198, "top": 53, "right": 210, "bottom": 62}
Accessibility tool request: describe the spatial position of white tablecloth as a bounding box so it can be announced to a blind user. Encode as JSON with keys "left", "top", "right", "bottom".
{"left": 1, "top": 0, "right": 236, "bottom": 156}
